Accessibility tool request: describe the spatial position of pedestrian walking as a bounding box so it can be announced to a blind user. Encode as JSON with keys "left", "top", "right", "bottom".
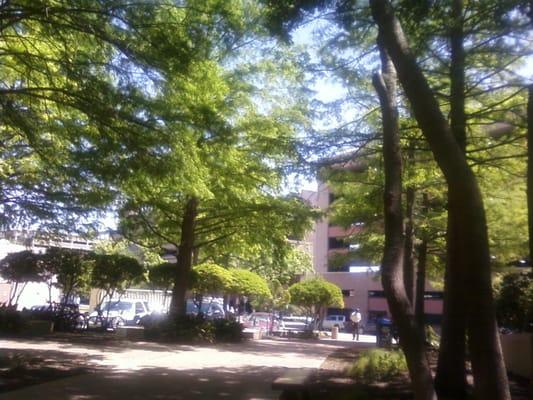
{"left": 350, "top": 308, "right": 362, "bottom": 341}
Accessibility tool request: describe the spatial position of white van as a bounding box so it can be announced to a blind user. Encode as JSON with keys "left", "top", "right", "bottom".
{"left": 322, "top": 314, "right": 346, "bottom": 331}
{"left": 89, "top": 299, "right": 151, "bottom": 328}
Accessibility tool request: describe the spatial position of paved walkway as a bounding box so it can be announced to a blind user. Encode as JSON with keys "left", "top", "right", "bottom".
{"left": 0, "top": 333, "right": 376, "bottom": 400}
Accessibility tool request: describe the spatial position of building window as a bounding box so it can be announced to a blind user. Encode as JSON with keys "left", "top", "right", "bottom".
{"left": 328, "top": 237, "right": 349, "bottom": 249}
{"left": 367, "top": 310, "right": 388, "bottom": 324}
{"left": 341, "top": 289, "right": 354, "bottom": 297}
{"left": 328, "top": 262, "right": 350, "bottom": 272}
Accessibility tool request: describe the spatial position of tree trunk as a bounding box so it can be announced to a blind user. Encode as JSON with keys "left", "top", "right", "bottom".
{"left": 436, "top": 211, "right": 468, "bottom": 399}
{"left": 527, "top": 84, "right": 533, "bottom": 265}
{"left": 435, "top": 1, "right": 469, "bottom": 396}
{"left": 370, "top": 1, "right": 510, "bottom": 399}
{"left": 373, "top": 39, "right": 436, "bottom": 400}
{"left": 415, "top": 238, "right": 427, "bottom": 333}
{"left": 9, "top": 281, "right": 19, "bottom": 306}
{"left": 170, "top": 196, "right": 199, "bottom": 316}
{"left": 404, "top": 150, "right": 416, "bottom": 304}
{"left": 415, "top": 192, "right": 430, "bottom": 333}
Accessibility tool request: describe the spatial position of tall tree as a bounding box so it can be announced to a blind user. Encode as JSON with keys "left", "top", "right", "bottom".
{"left": 263, "top": 1, "right": 530, "bottom": 398}
{"left": 373, "top": 37, "right": 436, "bottom": 399}
{"left": 117, "top": 2, "right": 317, "bottom": 316}
{"left": 370, "top": 1, "right": 510, "bottom": 398}
{"left": 435, "top": 0, "right": 469, "bottom": 395}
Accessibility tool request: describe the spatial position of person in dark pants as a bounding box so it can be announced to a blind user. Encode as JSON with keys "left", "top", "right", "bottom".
{"left": 350, "top": 308, "right": 362, "bottom": 341}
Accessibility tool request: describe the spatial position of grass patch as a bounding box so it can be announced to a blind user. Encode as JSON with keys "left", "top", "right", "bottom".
{"left": 348, "top": 348, "right": 407, "bottom": 383}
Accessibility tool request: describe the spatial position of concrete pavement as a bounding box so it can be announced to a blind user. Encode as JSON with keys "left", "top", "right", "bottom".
{"left": 0, "top": 333, "right": 376, "bottom": 399}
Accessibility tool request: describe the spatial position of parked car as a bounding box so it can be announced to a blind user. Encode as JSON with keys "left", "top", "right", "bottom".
{"left": 88, "top": 299, "right": 151, "bottom": 328}
{"left": 322, "top": 314, "right": 346, "bottom": 331}
{"left": 242, "top": 312, "right": 280, "bottom": 332}
{"left": 186, "top": 299, "right": 225, "bottom": 319}
{"left": 29, "top": 303, "right": 87, "bottom": 332}
{"left": 281, "top": 315, "right": 311, "bottom": 331}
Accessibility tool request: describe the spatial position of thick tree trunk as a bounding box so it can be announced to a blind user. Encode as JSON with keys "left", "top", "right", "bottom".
{"left": 170, "top": 196, "right": 199, "bottom": 316}
{"left": 370, "top": 1, "right": 510, "bottom": 399}
{"left": 373, "top": 40, "right": 436, "bottom": 400}
{"left": 435, "top": 1, "right": 469, "bottom": 396}
{"left": 527, "top": 85, "right": 533, "bottom": 265}
{"left": 436, "top": 210, "right": 468, "bottom": 399}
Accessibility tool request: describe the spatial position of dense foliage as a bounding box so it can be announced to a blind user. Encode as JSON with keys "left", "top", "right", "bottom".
{"left": 288, "top": 278, "right": 343, "bottom": 315}
{"left": 142, "top": 314, "right": 243, "bottom": 343}
{"left": 89, "top": 253, "right": 145, "bottom": 303}
{"left": 0, "top": 251, "right": 42, "bottom": 305}
{"left": 227, "top": 268, "right": 272, "bottom": 299}
{"left": 349, "top": 348, "right": 408, "bottom": 383}
{"left": 495, "top": 271, "right": 533, "bottom": 332}
{"left": 0, "top": 248, "right": 144, "bottom": 307}
{"left": 190, "top": 263, "right": 233, "bottom": 297}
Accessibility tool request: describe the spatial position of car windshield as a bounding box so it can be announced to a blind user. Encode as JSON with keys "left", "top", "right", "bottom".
{"left": 101, "top": 301, "right": 132, "bottom": 312}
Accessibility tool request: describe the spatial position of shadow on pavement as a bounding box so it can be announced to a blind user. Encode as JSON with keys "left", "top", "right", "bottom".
{"left": 1, "top": 365, "right": 298, "bottom": 400}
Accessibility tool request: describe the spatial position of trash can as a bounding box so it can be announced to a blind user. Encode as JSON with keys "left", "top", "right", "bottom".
{"left": 332, "top": 325, "right": 339, "bottom": 339}
{"left": 376, "top": 318, "right": 392, "bottom": 348}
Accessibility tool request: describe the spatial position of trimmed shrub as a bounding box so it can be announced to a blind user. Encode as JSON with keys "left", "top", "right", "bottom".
{"left": 142, "top": 314, "right": 243, "bottom": 343}
{"left": 0, "top": 307, "right": 27, "bottom": 334}
{"left": 349, "top": 349, "right": 407, "bottom": 383}
{"left": 211, "top": 319, "right": 244, "bottom": 342}
{"left": 495, "top": 271, "right": 533, "bottom": 332}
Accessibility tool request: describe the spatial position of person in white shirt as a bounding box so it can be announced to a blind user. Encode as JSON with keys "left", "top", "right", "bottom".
{"left": 350, "top": 308, "right": 362, "bottom": 341}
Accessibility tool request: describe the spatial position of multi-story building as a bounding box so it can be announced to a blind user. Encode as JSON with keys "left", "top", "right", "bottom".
{"left": 301, "top": 182, "right": 443, "bottom": 328}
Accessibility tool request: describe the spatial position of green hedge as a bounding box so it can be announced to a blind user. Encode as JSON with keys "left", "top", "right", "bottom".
{"left": 143, "top": 314, "right": 243, "bottom": 343}
{"left": 0, "top": 307, "right": 26, "bottom": 334}
{"left": 349, "top": 349, "right": 407, "bottom": 383}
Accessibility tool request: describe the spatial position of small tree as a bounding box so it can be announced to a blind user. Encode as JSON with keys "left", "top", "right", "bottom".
{"left": 190, "top": 263, "right": 233, "bottom": 311}
{"left": 288, "top": 278, "right": 344, "bottom": 328}
{"left": 41, "top": 248, "right": 92, "bottom": 308}
{"left": 89, "top": 253, "right": 145, "bottom": 310}
{"left": 0, "top": 251, "right": 42, "bottom": 306}
{"left": 148, "top": 262, "right": 175, "bottom": 308}
{"left": 268, "top": 279, "right": 291, "bottom": 312}
{"left": 227, "top": 268, "right": 272, "bottom": 312}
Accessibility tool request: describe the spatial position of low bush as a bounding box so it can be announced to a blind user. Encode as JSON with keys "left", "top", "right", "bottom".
{"left": 349, "top": 348, "right": 407, "bottom": 383}
{"left": 0, "top": 306, "right": 26, "bottom": 334}
{"left": 20, "top": 304, "right": 87, "bottom": 332}
{"left": 211, "top": 318, "right": 244, "bottom": 342}
{"left": 425, "top": 325, "right": 440, "bottom": 348}
{"left": 142, "top": 314, "right": 243, "bottom": 343}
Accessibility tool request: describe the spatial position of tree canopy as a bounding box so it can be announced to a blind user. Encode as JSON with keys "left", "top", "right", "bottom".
{"left": 190, "top": 263, "right": 233, "bottom": 297}
{"left": 288, "top": 278, "right": 343, "bottom": 314}
{"left": 0, "top": 0, "right": 267, "bottom": 233}
{"left": 89, "top": 253, "right": 145, "bottom": 303}
{"left": 227, "top": 268, "right": 272, "bottom": 299}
